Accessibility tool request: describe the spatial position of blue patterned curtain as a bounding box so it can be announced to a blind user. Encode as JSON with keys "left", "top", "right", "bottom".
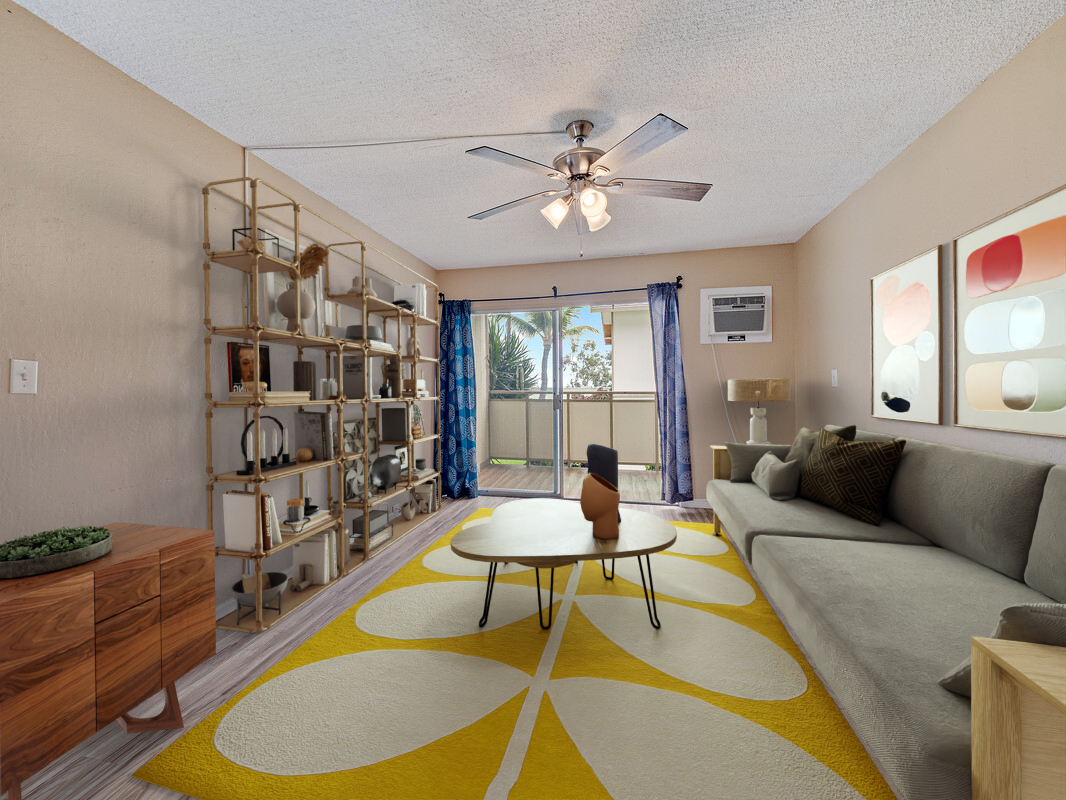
{"left": 648, "top": 282, "right": 693, "bottom": 503}
{"left": 439, "top": 300, "right": 478, "bottom": 499}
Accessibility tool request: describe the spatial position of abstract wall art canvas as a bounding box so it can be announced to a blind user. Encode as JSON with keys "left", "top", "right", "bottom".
{"left": 871, "top": 247, "right": 941, "bottom": 423}
{"left": 955, "top": 185, "right": 1066, "bottom": 437}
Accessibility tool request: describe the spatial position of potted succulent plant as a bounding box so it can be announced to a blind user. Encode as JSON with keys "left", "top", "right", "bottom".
{"left": 0, "top": 526, "right": 112, "bottom": 580}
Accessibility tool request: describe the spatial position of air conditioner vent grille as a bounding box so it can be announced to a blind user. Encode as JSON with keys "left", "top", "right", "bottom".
{"left": 712, "top": 296, "right": 738, "bottom": 306}
{"left": 739, "top": 295, "right": 765, "bottom": 305}
{"left": 713, "top": 309, "right": 765, "bottom": 332}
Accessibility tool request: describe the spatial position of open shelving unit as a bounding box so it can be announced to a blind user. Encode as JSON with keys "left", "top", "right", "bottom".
{"left": 202, "top": 177, "right": 442, "bottom": 633}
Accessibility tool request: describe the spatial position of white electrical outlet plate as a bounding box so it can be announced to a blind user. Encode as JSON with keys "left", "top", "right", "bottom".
{"left": 10, "top": 359, "right": 38, "bottom": 394}
{"left": 831, "top": 369, "right": 839, "bottom": 388}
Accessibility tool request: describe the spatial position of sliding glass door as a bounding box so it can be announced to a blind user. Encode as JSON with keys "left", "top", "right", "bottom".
{"left": 472, "top": 310, "right": 562, "bottom": 496}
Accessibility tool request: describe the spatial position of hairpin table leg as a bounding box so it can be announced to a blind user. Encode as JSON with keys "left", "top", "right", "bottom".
{"left": 637, "top": 554, "right": 662, "bottom": 629}
{"left": 535, "top": 567, "right": 555, "bottom": 629}
{"left": 479, "top": 562, "right": 498, "bottom": 628}
{"left": 601, "top": 559, "right": 615, "bottom": 580}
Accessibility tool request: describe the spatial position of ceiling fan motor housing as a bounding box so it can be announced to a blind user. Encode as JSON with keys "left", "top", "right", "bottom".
{"left": 553, "top": 146, "right": 605, "bottom": 179}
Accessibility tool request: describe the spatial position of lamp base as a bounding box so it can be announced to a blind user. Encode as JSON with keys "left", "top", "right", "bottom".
{"left": 747, "top": 407, "right": 769, "bottom": 445}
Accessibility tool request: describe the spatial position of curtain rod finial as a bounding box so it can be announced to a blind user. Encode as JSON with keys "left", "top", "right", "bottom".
{"left": 552, "top": 286, "right": 558, "bottom": 297}
{"left": 438, "top": 292, "right": 445, "bottom": 304}
{"left": 676, "top": 276, "right": 683, "bottom": 289}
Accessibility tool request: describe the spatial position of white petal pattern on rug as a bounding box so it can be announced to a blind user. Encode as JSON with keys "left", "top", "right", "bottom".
{"left": 462, "top": 517, "right": 491, "bottom": 529}
{"left": 215, "top": 650, "right": 530, "bottom": 775}
{"left": 609, "top": 554, "right": 756, "bottom": 606}
{"left": 422, "top": 546, "right": 532, "bottom": 577}
{"left": 356, "top": 581, "right": 556, "bottom": 639}
{"left": 666, "top": 525, "right": 729, "bottom": 556}
{"left": 547, "top": 678, "right": 862, "bottom": 800}
{"left": 576, "top": 596, "right": 806, "bottom": 700}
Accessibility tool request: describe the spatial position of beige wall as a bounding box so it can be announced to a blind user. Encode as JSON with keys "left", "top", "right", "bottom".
{"left": 0, "top": 4, "right": 438, "bottom": 610}
{"left": 438, "top": 245, "right": 797, "bottom": 495}
{"left": 795, "top": 16, "right": 1066, "bottom": 465}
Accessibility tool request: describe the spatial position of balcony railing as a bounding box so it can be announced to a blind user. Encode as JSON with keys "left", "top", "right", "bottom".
{"left": 482, "top": 390, "right": 660, "bottom": 467}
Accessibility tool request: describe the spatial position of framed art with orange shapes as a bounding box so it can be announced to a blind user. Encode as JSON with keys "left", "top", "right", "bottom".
{"left": 871, "top": 246, "right": 942, "bottom": 424}
{"left": 954, "top": 185, "right": 1066, "bottom": 437}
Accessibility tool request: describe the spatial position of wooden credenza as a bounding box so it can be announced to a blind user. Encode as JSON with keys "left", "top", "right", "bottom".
{"left": 0, "top": 524, "right": 215, "bottom": 800}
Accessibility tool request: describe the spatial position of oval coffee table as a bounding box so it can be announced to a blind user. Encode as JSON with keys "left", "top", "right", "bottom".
{"left": 451, "top": 499, "right": 677, "bottom": 629}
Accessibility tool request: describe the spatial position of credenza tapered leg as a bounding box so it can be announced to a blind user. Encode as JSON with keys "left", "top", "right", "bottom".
{"left": 119, "top": 682, "right": 184, "bottom": 733}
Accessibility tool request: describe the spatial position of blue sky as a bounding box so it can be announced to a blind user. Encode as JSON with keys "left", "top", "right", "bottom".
{"left": 495, "top": 306, "right": 610, "bottom": 388}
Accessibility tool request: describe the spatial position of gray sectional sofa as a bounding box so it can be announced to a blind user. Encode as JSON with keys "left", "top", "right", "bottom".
{"left": 706, "top": 430, "right": 1065, "bottom": 800}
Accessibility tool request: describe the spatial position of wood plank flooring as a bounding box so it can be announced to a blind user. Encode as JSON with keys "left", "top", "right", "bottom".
{"left": 479, "top": 464, "right": 664, "bottom": 503}
{"left": 9, "top": 497, "right": 711, "bottom": 800}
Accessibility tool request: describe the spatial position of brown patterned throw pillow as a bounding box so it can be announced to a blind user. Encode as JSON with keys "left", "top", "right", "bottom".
{"left": 799, "top": 429, "right": 906, "bottom": 525}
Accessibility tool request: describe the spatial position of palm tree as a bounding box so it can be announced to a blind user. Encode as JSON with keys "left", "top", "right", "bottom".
{"left": 487, "top": 316, "right": 536, "bottom": 397}
{"left": 503, "top": 308, "right": 597, "bottom": 395}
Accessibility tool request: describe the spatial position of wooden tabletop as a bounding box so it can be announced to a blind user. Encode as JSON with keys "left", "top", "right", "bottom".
{"left": 451, "top": 499, "right": 676, "bottom": 568}
{"left": 0, "top": 524, "right": 214, "bottom": 603}
{"left": 972, "top": 637, "right": 1066, "bottom": 714}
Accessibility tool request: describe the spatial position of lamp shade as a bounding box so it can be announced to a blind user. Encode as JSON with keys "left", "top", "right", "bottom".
{"left": 727, "top": 378, "right": 791, "bottom": 403}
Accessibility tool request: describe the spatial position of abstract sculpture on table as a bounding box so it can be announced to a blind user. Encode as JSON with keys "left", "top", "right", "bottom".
{"left": 581, "top": 473, "right": 620, "bottom": 539}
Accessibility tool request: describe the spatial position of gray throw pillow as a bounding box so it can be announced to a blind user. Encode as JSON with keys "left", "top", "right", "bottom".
{"left": 752, "top": 453, "right": 801, "bottom": 500}
{"left": 939, "top": 603, "right": 1066, "bottom": 697}
{"left": 785, "top": 425, "right": 856, "bottom": 471}
{"left": 725, "top": 443, "right": 792, "bottom": 482}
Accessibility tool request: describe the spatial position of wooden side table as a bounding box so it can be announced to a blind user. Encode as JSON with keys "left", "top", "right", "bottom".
{"left": 971, "top": 636, "right": 1066, "bottom": 800}
{"left": 709, "top": 445, "right": 732, "bottom": 536}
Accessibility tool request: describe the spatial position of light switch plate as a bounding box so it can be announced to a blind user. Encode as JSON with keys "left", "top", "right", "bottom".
{"left": 831, "top": 369, "right": 838, "bottom": 388}
{"left": 10, "top": 359, "right": 38, "bottom": 394}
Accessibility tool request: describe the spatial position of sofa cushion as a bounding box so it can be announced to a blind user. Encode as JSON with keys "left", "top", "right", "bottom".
{"left": 1025, "top": 465, "right": 1066, "bottom": 602}
{"left": 751, "top": 536, "right": 1052, "bottom": 800}
{"left": 725, "top": 443, "right": 792, "bottom": 482}
{"left": 706, "top": 478, "right": 931, "bottom": 560}
{"left": 799, "top": 429, "right": 906, "bottom": 525}
{"left": 752, "top": 453, "right": 801, "bottom": 500}
{"left": 785, "top": 425, "right": 855, "bottom": 471}
{"left": 884, "top": 439, "right": 1053, "bottom": 580}
{"left": 940, "top": 603, "right": 1066, "bottom": 696}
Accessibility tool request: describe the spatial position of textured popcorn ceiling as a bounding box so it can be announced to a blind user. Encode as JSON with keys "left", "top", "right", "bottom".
{"left": 20, "top": 0, "right": 1065, "bottom": 269}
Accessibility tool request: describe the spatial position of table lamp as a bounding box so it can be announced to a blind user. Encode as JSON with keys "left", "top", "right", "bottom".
{"left": 727, "top": 379, "right": 791, "bottom": 444}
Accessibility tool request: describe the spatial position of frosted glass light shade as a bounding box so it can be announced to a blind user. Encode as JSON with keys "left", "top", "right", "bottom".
{"left": 541, "top": 196, "right": 573, "bottom": 229}
{"left": 579, "top": 187, "right": 608, "bottom": 217}
{"left": 585, "top": 210, "right": 611, "bottom": 231}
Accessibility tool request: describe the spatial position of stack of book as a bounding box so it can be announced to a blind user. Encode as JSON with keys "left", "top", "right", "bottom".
{"left": 281, "top": 508, "right": 329, "bottom": 534}
{"left": 228, "top": 390, "right": 311, "bottom": 404}
{"left": 292, "top": 528, "right": 340, "bottom": 584}
{"left": 351, "top": 525, "right": 392, "bottom": 552}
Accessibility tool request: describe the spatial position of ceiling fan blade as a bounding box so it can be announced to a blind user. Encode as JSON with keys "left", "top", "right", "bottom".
{"left": 467, "top": 146, "right": 568, "bottom": 181}
{"left": 468, "top": 189, "right": 569, "bottom": 220}
{"left": 600, "top": 178, "right": 712, "bottom": 202}
{"left": 589, "top": 114, "right": 687, "bottom": 175}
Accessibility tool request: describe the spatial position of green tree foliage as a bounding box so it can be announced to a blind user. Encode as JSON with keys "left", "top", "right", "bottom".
{"left": 487, "top": 315, "right": 536, "bottom": 397}
{"left": 503, "top": 308, "right": 597, "bottom": 394}
{"left": 565, "top": 337, "right": 613, "bottom": 390}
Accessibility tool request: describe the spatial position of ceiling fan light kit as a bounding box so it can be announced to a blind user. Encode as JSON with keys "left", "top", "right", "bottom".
{"left": 467, "top": 114, "right": 712, "bottom": 234}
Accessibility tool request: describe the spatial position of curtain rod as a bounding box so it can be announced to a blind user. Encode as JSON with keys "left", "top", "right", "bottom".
{"left": 438, "top": 276, "right": 682, "bottom": 305}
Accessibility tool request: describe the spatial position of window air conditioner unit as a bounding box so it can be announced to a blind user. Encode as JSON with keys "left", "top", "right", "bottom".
{"left": 699, "top": 286, "right": 772, "bottom": 344}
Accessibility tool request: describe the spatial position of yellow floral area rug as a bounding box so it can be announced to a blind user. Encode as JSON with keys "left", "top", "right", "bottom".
{"left": 137, "top": 503, "right": 896, "bottom": 800}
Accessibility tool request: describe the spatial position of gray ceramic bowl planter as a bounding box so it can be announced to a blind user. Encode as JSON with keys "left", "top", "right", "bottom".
{"left": 0, "top": 532, "right": 113, "bottom": 580}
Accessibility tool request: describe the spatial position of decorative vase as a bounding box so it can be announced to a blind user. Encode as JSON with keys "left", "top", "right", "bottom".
{"left": 370, "top": 454, "right": 401, "bottom": 493}
{"left": 350, "top": 276, "right": 362, "bottom": 294}
{"left": 580, "top": 473, "right": 620, "bottom": 539}
{"left": 401, "top": 502, "right": 416, "bottom": 521}
{"left": 276, "top": 281, "right": 315, "bottom": 332}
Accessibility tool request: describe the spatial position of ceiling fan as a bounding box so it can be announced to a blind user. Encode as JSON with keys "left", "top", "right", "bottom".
{"left": 467, "top": 114, "right": 711, "bottom": 233}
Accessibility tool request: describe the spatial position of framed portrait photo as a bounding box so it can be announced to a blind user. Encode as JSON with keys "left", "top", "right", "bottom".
{"left": 227, "top": 342, "right": 271, "bottom": 394}
{"left": 954, "top": 185, "right": 1065, "bottom": 437}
